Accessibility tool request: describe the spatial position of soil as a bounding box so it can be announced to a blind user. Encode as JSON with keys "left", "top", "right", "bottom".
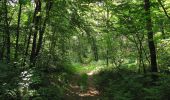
{"left": 64, "top": 71, "right": 100, "bottom": 100}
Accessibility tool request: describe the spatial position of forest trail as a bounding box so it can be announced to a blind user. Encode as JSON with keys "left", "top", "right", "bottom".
{"left": 64, "top": 70, "right": 100, "bottom": 100}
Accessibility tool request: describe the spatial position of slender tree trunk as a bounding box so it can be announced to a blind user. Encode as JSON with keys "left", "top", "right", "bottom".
{"left": 136, "top": 33, "right": 146, "bottom": 73}
{"left": 30, "top": 0, "right": 41, "bottom": 64}
{"left": 35, "top": 0, "right": 52, "bottom": 57}
{"left": 158, "top": 0, "right": 170, "bottom": 20}
{"left": 106, "top": 49, "right": 109, "bottom": 67}
{"left": 91, "top": 37, "right": 98, "bottom": 61}
{"left": 25, "top": 28, "right": 32, "bottom": 56}
{"left": 24, "top": 11, "right": 33, "bottom": 57}
{"left": 106, "top": 0, "right": 110, "bottom": 66}
{"left": 30, "top": 0, "right": 52, "bottom": 65}
{"left": 49, "top": 31, "right": 57, "bottom": 55}
{"left": 0, "top": 35, "right": 5, "bottom": 61}
{"left": 83, "top": 28, "right": 99, "bottom": 62}
{"left": 4, "top": 0, "right": 10, "bottom": 63}
{"left": 144, "top": 0, "right": 158, "bottom": 72}
{"left": 139, "top": 41, "right": 146, "bottom": 73}
{"left": 15, "top": 3, "right": 22, "bottom": 59}
{"left": 160, "top": 21, "right": 165, "bottom": 39}
{"left": 77, "top": 37, "right": 83, "bottom": 63}
{"left": 133, "top": 36, "right": 143, "bottom": 73}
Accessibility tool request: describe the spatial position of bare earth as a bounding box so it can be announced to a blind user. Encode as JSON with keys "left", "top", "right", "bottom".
{"left": 64, "top": 71, "right": 100, "bottom": 100}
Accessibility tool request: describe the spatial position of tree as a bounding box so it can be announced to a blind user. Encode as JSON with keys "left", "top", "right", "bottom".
{"left": 30, "top": 0, "right": 42, "bottom": 65}
{"left": 144, "top": 0, "right": 158, "bottom": 72}
{"left": 14, "top": 1, "right": 22, "bottom": 59}
{"left": 4, "top": 0, "right": 11, "bottom": 63}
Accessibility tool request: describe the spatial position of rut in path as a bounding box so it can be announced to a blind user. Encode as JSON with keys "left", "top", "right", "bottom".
{"left": 64, "top": 71, "right": 100, "bottom": 100}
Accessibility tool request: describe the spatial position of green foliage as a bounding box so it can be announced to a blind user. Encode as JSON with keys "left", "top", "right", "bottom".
{"left": 64, "top": 62, "right": 105, "bottom": 74}
{"left": 78, "top": 73, "right": 88, "bottom": 91}
{"left": 157, "top": 38, "right": 170, "bottom": 71}
{"left": 35, "top": 86, "right": 64, "bottom": 100}
{"left": 1, "top": 0, "right": 170, "bottom": 99}
{"left": 95, "top": 68, "right": 170, "bottom": 100}
{"left": 0, "top": 63, "right": 20, "bottom": 100}
{"left": 159, "top": 75, "right": 170, "bottom": 100}
{"left": 26, "top": 69, "right": 66, "bottom": 99}
{"left": 19, "top": 0, "right": 28, "bottom": 5}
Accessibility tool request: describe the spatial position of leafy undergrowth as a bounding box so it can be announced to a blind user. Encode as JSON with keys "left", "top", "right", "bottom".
{"left": 27, "top": 62, "right": 103, "bottom": 100}
{"left": 94, "top": 68, "right": 170, "bottom": 100}
{"left": 4, "top": 61, "right": 170, "bottom": 100}
{"left": 0, "top": 61, "right": 103, "bottom": 100}
{"left": 0, "top": 62, "right": 73, "bottom": 100}
{"left": 0, "top": 62, "right": 21, "bottom": 100}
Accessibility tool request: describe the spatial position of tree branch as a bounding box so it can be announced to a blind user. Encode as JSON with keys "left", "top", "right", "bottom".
{"left": 158, "top": 0, "right": 170, "bottom": 19}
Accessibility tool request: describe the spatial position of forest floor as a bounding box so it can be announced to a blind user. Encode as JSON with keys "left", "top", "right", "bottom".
{"left": 64, "top": 67, "right": 101, "bottom": 100}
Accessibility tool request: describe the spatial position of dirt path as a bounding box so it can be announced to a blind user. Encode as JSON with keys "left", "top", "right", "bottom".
{"left": 64, "top": 71, "right": 100, "bottom": 100}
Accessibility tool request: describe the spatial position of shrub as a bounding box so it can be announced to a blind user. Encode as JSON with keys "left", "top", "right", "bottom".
{"left": 94, "top": 68, "right": 170, "bottom": 100}
{"left": 34, "top": 86, "right": 64, "bottom": 100}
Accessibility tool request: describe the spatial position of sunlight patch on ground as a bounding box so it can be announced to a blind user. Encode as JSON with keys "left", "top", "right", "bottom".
{"left": 68, "top": 84, "right": 99, "bottom": 97}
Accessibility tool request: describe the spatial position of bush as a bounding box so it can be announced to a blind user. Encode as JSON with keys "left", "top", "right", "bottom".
{"left": 78, "top": 73, "right": 88, "bottom": 91}
{"left": 94, "top": 68, "right": 170, "bottom": 100}
{"left": 34, "top": 86, "right": 64, "bottom": 100}
{"left": 28, "top": 63, "right": 71, "bottom": 100}
{"left": 0, "top": 63, "right": 20, "bottom": 100}
{"left": 159, "top": 75, "right": 170, "bottom": 100}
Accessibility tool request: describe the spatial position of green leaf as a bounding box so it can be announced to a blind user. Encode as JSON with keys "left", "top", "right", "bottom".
{"left": 19, "top": 0, "right": 28, "bottom": 5}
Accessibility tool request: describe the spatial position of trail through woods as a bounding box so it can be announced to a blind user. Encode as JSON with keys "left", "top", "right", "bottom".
{"left": 64, "top": 70, "right": 100, "bottom": 100}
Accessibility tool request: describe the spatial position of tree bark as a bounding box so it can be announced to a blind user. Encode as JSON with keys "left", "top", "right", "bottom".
{"left": 85, "top": 30, "right": 99, "bottom": 61}
{"left": 4, "top": 0, "right": 11, "bottom": 63}
{"left": 30, "top": 0, "right": 52, "bottom": 65}
{"left": 160, "top": 21, "right": 165, "bottom": 39}
{"left": 35, "top": 0, "right": 52, "bottom": 57}
{"left": 15, "top": 3, "right": 22, "bottom": 59}
{"left": 144, "top": 0, "right": 158, "bottom": 72}
{"left": 0, "top": 35, "right": 5, "bottom": 61}
{"left": 30, "top": 0, "right": 41, "bottom": 64}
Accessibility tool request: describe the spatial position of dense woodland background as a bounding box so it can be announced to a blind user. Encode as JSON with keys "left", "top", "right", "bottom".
{"left": 1, "top": 0, "right": 170, "bottom": 100}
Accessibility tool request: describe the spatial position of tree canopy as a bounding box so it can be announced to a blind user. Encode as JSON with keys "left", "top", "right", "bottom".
{"left": 0, "top": 0, "right": 170, "bottom": 99}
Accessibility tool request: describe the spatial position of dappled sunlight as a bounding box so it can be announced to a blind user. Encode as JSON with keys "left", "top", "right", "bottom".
{"left": 64, "top": 67, "right": 101, "bottom": 100}
{"left": 1, "top": 0, "right": 170, "bottom": 99}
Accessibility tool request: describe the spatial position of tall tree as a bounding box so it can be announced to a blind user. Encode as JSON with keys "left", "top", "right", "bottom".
{"left": 4, "top": 0, "right": 11, "bottom": 63}
{"left": 30, "top": 0, "right": 52, "bottom": 65}
{"left": 35, "top": 0, "right": 53, "bottom": 57}
{"left": 30, "top": 0, "right": 42, "bottom": 64}
{"left": 0, "top": 1, "right": 5, "bottom": 61}
{"left": 144, "top": 0, "right": 158, "bottom": 72}
{"left": 14, "top": 2, "right": 22, "bottom": 59}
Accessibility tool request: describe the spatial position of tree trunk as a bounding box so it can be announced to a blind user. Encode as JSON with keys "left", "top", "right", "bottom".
{"left": 84, "top": 29, "right": 99, "bottom": 61}
{"left": 160, "top": 21, "right": 165, "bottom": 39}
{"left": 25, "top": 26, "right": 32, "bottom": 56}
{"left": 4, "top": 0, "right": 10, "bottom": 63}
{"left": 0, "top": 36, "right": 5, "bottom": 61}
{"left": 35, "top": 0, "right": 52, "bottom": 57}
{"left": 30, "top": 0, "right": 41, "bottom": 64}
{"left": 144, "top": 0, "right": 158, "bottom": 73}
{"left": 15, "top": 3, "right": 22, "bottom": 59}
{"left": 91, "top": 37, "right": 98, "bottom": 61}
{"left": 106, "top": 0, "right": 110, "bottom": 66}
{"left": 30, "top": 0, "right": 52, "bottom": 65}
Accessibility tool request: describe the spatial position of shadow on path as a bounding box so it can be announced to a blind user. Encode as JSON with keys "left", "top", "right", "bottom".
{"left": 64, "top": 71, "right": 100, "bottom": 100}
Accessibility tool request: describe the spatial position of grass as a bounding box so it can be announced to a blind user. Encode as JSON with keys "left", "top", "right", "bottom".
{"left": 64, "top": 61, "right": 106, "bottom": 75}
{"left": 63, "top": 59, "right": 138, "bottom": 75}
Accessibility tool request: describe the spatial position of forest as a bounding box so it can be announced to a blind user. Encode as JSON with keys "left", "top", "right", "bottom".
{"left": 0, "top": 0, "right": 170, "bottom": 100}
